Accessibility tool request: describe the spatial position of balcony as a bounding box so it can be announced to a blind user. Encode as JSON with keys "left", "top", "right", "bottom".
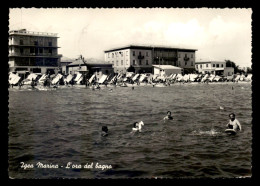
{"left": 138, "top": 55, "right": 144, "bottom": 59}
{"left": 184, "top": 57, "right": 189, "bottom": 61}
{"left": 9, "top": 52, "right": 61, "bottom": 58}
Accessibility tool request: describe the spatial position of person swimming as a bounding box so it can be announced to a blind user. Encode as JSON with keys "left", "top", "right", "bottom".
{"left": 132, "top": 121, "right": 144, "bottom": 132}
{"left": 226, "top": 113, "right": 242, "bottom": 132}
{"left": 101, "top": 126, "right": 108, "bottom": 136}
{"left": 164, "top": 111, "right": 173, "bottom": 120}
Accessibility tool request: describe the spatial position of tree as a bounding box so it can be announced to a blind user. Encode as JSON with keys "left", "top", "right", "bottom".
{"left": 127, "top": 65, "right": 135, "bottom": 73}
{"left": 225, "top": 60, "right": 239, "bottom": 74}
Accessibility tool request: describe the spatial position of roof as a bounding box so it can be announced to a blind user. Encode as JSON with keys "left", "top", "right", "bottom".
{"left": 9, "top": 29, "right": 58, "bottom": 38}
{"left": 67, "top": 58, "right": 112, "bottom": 67}
{"left": 195, "top": 61, "right": 226, "bottom": 64}
{"left": 152, "top": 65, "right": 182, "bottom": 70}
{"left": 104, "top": 45, "right": 197, "bottom": 53}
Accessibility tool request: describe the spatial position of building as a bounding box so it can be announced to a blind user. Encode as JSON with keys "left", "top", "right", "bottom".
{"left": 104, "top": 45, "right": 197, "bottom": 74}
{"left": 8, "top": 29, "right": 62, "bottom": 74}
{"left": 60, "top": 56, "right": 74, "bottom": 75}
{"left": 67, "top": 58, "right": 114, "bottom": 79}
{"left": 153, "top": 65, "right": 182, "bottom": 76}
{"left": 195, "top": 61, "right": 234, "bottom": 76}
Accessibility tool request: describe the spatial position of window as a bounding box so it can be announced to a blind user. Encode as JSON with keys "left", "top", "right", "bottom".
{"left": 213, "top": 64, "right": 215, "bottom": 67}
{"left": 48, "top": 42, "right": 52, "bottom": 46}
{"left": 221, "top": 64, "right": 223, "bottom": 67}
{"left": 133, "top": 60, "right": 136, "bottom": 65}
{"left": 116, "top": 61, "right": 118, "bottom": 66}
{"left": 34, "top": 41, "right": 38, "bottom": 46}
{"left": 112, "top": 53, "right": 114, "bottom": 58}
{"left": 20, "top": 39, "right": 23, "bottom": 45}
{"left": 108, "top": 53, "right": 110, "bottom": 58}
{"left": 185, "top": 54, "right": 187, "bottom": 58}
{"left": 191, "top": 61, "right": 193, "bottom": 66}
{"left": 146, "top": 52, "right": 148, "bottom": 56}
{"left": 139, "top": 51, "right": 141, "bottom": 55}
{"left": 133, "top": 51, "right": 135, "bottom": 56}
{"left": 139, "top": 60, "right": 142, "bottom": 65}
{"left": 200, "top": 65, "right": 202, "bottom": 68}
{"left": 191, "top": 54, "right": 193, "bottom": 58}
{"left": 30, "top": 47, "right": 34, "bottom": 53}
{"left": 20, "top": 48, "right": 24, "bottom": 54}
{"left": 48, "top": 49, "right": 52, "bottom": 54}
{"left": 196, "top": 65, "right": 198, "bottom": 69}
{"left": 39, "top": 48, "right": 43, "bottom": 54}
{"left": 216, "top": 64, "right": 219, "bottom": 68}
{"left": 146, "top": 60, "right": 149, "bottom": 65}
{"left": 206, "top": 64, "right": 208, "bottom": 67}
{"left": 126, "top": 51, "right": 128, "bottom": 56}
{"left": 116, "top": 52, "right": 118, "bottom": 57}
{"left": 120, "top": 52, "right": 123, "bottom": 57}
{"left": 121, "top": 60, "right": 123, "bottom": 66}
{"left": 126, "top": 59, "right": 128, "bottom": 65}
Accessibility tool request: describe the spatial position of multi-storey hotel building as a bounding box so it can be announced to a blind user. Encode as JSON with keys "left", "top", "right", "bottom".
{"left": 8, "top": 29, "right": 62, "bottom": 74}
{"left": 104, "top": 45, "right": 197, "bottom": 74}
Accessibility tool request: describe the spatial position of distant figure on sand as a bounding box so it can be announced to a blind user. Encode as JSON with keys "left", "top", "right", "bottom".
{"left": 101, "top": 126, "right": 108, "bottom": 136}
{"left": 132, "top": 121, "right": 144, "bottom": 132}
{"left": 164, "top": 111, "right": 173, "bottom": 120}
{"left": 226, "top": 113, "right": 242, "bottom": 132}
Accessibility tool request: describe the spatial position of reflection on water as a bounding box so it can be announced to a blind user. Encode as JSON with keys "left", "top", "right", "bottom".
{"left": 8, "top": 82, "right": 252, "bottom": 178}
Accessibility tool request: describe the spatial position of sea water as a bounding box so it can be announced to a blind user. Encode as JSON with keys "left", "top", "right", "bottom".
{"left": 8, "top": 82, "right": 252, "bottom": 178}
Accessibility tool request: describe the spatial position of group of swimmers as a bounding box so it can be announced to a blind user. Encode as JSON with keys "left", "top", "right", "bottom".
{"left": 100, "top": 111, "right": 242, "bottom": 136}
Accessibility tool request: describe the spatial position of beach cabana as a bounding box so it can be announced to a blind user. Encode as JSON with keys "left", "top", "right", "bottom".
{"left": 64, "top": 74, "right": 73, "bottom": 83}
{"left": 98, "top": 74, "right": 108, "bottom": 84}
{"left": 89, "top": 74, "right": 96, "bottom": 84}
{"left": 51, "top": 74, "right": 63, "bottom": 85}
{"left": 139, "top": 74, "right": 147, "bottom": 82}
{"left": 132, "top": 74, "right": 140, "bottom": 81}
{"left": 9, "top": 73, "right": 21, "bottom": 85}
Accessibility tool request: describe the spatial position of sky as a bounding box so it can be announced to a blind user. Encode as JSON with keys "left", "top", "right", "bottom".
{"left": 9, "top": 8, "right": 252, "bottom": 67}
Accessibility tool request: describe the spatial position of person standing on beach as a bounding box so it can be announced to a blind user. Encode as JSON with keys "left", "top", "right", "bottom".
{"left": 226, "top": 113, "right": 242, "bottom": 132}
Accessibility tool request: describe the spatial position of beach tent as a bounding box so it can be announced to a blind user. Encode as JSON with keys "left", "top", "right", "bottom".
{"left": 234, "top": 75, "right": 241, "bottom": 81}
{"left": 26, "top": 73, "right": 38, "bottom": 81}
{"left": 64, "top": 74, "right": 73, "bottom": 83}
{"left": 214, "top": 75, "right": 221, "bottom": 82}
{"left": 76, "top": 76, "right": 83, "bottom": 84}
{"left": 239, "top": 74, "right": 245, "bottom": 81}
{"left": 189, "top": 74, "right": 198, "bottom": 82}
{"left": 126, "top": 72, "right": 134, "bottom": 78}
{"left": 38, "top": 74, "right": 47, "bottom": 83}
{"left": 245, "top": 74, "right": 252, "bottom": 81}
{"left": 226, "top": 75, "right": 234, "bottom": 81}
{"left": 208, "top": 74, "right": 215, "bottom": 82}
{"left": 51, "top": 74, "right": 63, "bottom": 84}
{"left": 132, "top": 74, "right": 140, "bottom": 81}
{"left": 170, "top": 74, "right": 177, "bottom": 80}
{"left": 98, "top": 74, "right": 108, "bottom": 84}
{"left": 74, "top": 73, "right": 82, "bottom": 82}
{"left": 139, "top": 74, "right": 147, "bottom": 82}
{"left": 89, "top": 74, "right": 96, "bottom": 84}
{"left": 201, "top": 74, "right": 209, "bottom": 82}
{"left": 183, "top": 74, "right": 190, "bottom": 81}
{"left": 9, "top": 73, "right": 21, "bottom": 85}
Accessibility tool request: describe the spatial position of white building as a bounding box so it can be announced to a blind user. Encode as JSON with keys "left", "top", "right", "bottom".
{"left": 104, "top": 45, "right": 197, "bottom": 74}
{"left": 153, "top": 65, "right": 182, "bottom": 76}
{"left": 195, "top": 61, "right": 234, "bottom": 76}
